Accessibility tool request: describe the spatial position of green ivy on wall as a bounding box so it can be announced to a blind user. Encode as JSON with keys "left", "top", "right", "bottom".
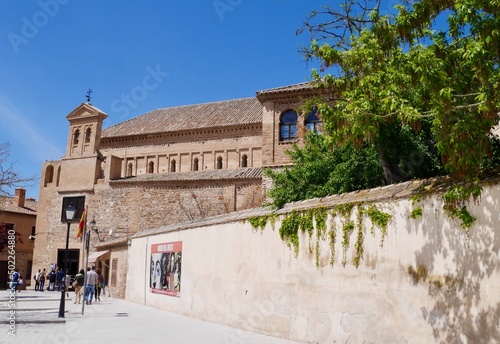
{"left": 248, "top": 214, "right": 277, "bottom": 232}
{"left": 278, "top": 211, "right": 302, "bottom": 256}
{"left": 364, "top": 205, "right": 392, "bottom": 247}
{"left": 341, "top": 220, "right": 355, "bottom": 267}
{"left": 248, "top": 216, "right": 268, "bottom": 231}
{"left": 313, "top": 208, "right": 327, "bottom": 268}
{"left": 442, "top": 184, "right": 481, "bottom": 232}
{"left": 248, "top": 180, "right": 485, "bottom": 270}
{"left": 409, "top": 206, "right": 423, "bottom": 219}
{"left": 408, "top": 181, "right": 482, "bottom": 232}
{"left": 247, "top": 203, "right": 392, "bottom": 269}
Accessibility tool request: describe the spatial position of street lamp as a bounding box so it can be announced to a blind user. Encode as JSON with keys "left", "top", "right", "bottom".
{"left": 58, "top": 202, "right": 77, "bottom": 318}
{"left": 89, "top": 218, "right": 102, "bottom": 242}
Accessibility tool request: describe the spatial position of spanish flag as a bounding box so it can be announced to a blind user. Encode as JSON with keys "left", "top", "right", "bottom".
{"left": 77, "top": 206, "right": 86, "bottom": 240}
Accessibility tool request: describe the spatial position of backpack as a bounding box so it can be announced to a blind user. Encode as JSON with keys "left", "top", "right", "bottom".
{"left": 76, "top": 273, "right": 85, "bottom": 286}
{"left": 34, "top": 275, "right": 37, "bottom": 281}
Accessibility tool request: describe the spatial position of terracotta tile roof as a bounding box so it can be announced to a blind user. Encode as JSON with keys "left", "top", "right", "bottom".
{"left": 0, "top": 196, "right": 37, "bottom": 216}
{"left": 109, "top": 167, "right": 262, "bottom": 185}
{"left": 256, "top": 81, "right": 318, "bottom": 96}
{"left": 256, "top": 81, "right": 333, "bottom": 102}
{"left": 102, "top": 98, "right": 262, "bottom": 138}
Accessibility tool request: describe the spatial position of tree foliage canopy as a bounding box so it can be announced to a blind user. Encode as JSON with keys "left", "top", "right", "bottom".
{"left": 264, "top": 133, "right": 384, "bottom": 208}
{"left": 305, "top": 0, "right": 500, "bottom": 180}
{"left": 266, "top": 0, "right": 500, "bottom": 208}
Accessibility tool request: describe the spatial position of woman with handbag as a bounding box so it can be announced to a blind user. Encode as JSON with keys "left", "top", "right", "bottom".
{"left": 73, "top": 269, "right": 85, "bottom": 304}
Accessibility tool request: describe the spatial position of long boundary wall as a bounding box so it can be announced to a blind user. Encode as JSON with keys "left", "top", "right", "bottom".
{"left": 126, "top": 178, "right": 500, "bottom": 343}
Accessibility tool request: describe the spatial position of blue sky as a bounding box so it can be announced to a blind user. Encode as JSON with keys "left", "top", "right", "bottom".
{"left": 0, "top": 1, "right": 327, "bottom": 200}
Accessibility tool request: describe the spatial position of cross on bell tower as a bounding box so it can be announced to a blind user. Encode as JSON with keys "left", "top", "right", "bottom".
{"left": 85, "top": 89, "right": 93, "bottom": 104}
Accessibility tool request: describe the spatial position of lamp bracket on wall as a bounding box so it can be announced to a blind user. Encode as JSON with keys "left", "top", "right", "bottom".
{"left": 89, "top": 218, "right": 104, "bottom": 242}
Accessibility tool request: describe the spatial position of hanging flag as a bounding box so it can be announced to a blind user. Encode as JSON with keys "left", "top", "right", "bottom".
{"left": 77, "top": 206, "right": 86, "bottom": 240}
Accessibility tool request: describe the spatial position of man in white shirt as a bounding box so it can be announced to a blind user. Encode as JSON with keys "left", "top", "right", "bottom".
{"left": 84, "top": 266, "right": 98, "bottom": 305}
{"left": 34, "top": 269, "right": 41, "bottom": 291}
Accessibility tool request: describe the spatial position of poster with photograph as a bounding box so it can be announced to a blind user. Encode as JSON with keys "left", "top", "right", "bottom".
{"left": 150, "top": 241, "right": 182, "bottom": 297}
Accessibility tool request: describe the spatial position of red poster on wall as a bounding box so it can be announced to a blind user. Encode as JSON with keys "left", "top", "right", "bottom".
{"left": 150, "top": 241, "right": 182, "bottom": 297}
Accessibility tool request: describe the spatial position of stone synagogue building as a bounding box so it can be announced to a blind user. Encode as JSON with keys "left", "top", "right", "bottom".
{"left": 30, "top": 81, "right": 500, "bottom": 343}
{"left": 32, "top": 82, "right": 322, "bottom": 298}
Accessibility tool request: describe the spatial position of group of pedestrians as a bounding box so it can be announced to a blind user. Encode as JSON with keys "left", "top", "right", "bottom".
{"left": 72, "top": 266, "right": 106, "bottom": 305}
{"left": 13, "top": 265, "right": 106, "bottom": 305}
{"left": 33, "top": 267, "right": 70, "bottom": 294}
{"left": 33, "top": 268, "right": 46, "bottom": 291}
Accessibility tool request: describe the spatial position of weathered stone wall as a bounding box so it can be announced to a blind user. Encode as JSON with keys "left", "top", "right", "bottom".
{"left": 126, "top": 179, "right": 500, "bottom": 344}
{"left": 235, "top": 183, "right": 262, "bottom": 211}
{"left": 32, "top": 177, "right": 262, "bottom": 287}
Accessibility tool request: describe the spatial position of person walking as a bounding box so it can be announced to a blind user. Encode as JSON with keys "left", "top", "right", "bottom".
{"left": 84, "top": 266, "right": 98, "bottom": 305}
{"left": 39, "top": 268, "right": 46, "bottom": 291}
{"left": 48, "top": 269, "right": 56, "bottom": 291}
{"left": 18, "top": 275, "right": 23, "bottom": 291}
{"left": 94, "top": 268, "right": 105, "bottom": 301}
{"left": 34, "top": 269, "right": 41, "bottom": 291}
{"left": 65, "top": 270, "right": 71, "bottom": 297}
{"left": 73, "top": 269, "right": 85, "bottom": 304}
{"left": 56, "top": 267, "right": 65, "bottom": 292}
{"left": 10, "top": 269, "right": 20, "bottom": 292}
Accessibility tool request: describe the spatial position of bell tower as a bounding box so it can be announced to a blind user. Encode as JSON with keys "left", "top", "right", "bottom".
{"left": 57, "top": 95, "right": 108, "bottom": 192}
{"left": 65, "top": 98, "right": 108, "bottom": 158}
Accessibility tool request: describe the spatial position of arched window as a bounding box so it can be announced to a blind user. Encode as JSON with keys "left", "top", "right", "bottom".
{"left": 148, "top": 161, "right": 154, "bottom": 173}
{"left": 280, "top": 110, "right": 297, "bottom": 141}
{"left": 73, "top": 129, "right": 80, "bottom": 144}
{"left": 44, "top": 165, "right": 54, "bottom": 186}
{"left": 241, "top": 154, "right": 248, "bottom": 168}
{"left": 127, "top": 162, "right": 133, "bottom": 177}
{"left": 305, "top": 109, "right": 321, "bottom": 133}
{"left": 171, "top": 159, "right": 176, "bottom": 172}
{"left": 216, "top": 156, "right": 223, "bottom": 170}
{"left": 193, "top": 158, "right": 199, "bottom": 171}
{"left": 85, "top": 128, "right": 92, "bottom": 143}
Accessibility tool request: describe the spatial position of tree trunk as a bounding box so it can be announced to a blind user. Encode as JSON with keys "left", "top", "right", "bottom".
{"left": 375, "top": 143, "right": 404, "bottom": 185}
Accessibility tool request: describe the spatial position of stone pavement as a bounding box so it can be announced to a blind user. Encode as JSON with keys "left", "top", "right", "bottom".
{"left": 0, "top": 289, "right": 302, "bottom": 344}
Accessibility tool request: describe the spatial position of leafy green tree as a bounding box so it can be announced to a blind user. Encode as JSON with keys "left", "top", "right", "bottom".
{"left": 266, "top": 0, "right": 499, "bottom": 208}
{"left": 299, "top": 0, "right": 500, "bottom": 182}
{"left": 265, "top": 133, "right": 384, "bottom": 208}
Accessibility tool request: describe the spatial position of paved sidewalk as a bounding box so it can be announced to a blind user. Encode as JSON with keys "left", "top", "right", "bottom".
{"left": 0, "top": 289, "right": 302, "bottom": 344}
